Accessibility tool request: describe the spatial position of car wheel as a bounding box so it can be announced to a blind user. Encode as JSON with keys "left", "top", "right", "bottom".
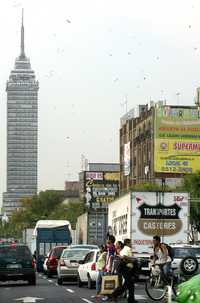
{"left": 57, "top": 277, "right": 63, "bottom": 285}
{"left": 87, "top": 274, "right": 93, "bottom": 289}
{"left": 77, "top": 274, "right": 83, "bottom": 287}
{"left": 180, "top": 256, "right": 199, "bottom": 276}
{"left": 28, "top": 275, "right": 36, "bottom": 285}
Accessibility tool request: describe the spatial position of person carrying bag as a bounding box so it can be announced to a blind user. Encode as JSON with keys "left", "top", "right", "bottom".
{"left": 110, "top": 239, "right": 138, "bottom": 303}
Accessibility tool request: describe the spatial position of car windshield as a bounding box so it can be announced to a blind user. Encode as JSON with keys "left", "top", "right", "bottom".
{"left": 174, "top": 247, "right": 200, "bottom": 258}
{"left": 0, "top": 246, "right": 32, "bottom": 261}
{"left": 62, "top": 249, "right": 90, "bottom": 260}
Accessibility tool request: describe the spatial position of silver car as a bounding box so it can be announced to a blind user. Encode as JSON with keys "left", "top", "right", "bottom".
{"left": 171, "top": 244, "right": 200, "bottom": 276}
{"left": 57, "top": 248, "right": 91, "bottom": 285}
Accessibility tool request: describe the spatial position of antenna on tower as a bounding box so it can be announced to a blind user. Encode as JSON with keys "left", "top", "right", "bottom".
{"left": 20, "top": 8, "right": 25, "bottom": 58}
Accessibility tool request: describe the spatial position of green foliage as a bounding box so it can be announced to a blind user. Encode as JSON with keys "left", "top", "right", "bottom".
{"left": 184, "top": 171, "right": 200, "bottom": 198}
{"left": 183, "top": 172, "right": 200, "bottom": 233}
{"left": 49, "top": 201, "right": 84, "bottom": 229}
{"left": 130, "top": 182, "right": 170, "bottom": 192}
{"left": 0, "top": 191, "right": 84, "bottom": 239}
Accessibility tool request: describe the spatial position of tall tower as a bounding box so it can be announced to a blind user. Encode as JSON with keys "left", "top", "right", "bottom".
{"left": 2, "top": 10, "right": 39, "bottom": 217}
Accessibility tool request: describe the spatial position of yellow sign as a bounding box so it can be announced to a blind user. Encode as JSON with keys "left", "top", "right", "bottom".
{"left": 104, "top": 172, "right": 120, "bottom": 181}
{"left": 154, "top": 106, "right": 200, "bottom": 174}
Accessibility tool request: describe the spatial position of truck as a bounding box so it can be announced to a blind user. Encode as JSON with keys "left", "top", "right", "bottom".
{"left": 22, "top": 228, "right": 35, "bottom": 253}
{"left": 108, "top": 191, "right": 189, "bottom": 254}
{"left": 76, "top": 209, "right": 108, "bottom": 246}
{"left": 32, "top": 220, "right": 72, "bottom": 271}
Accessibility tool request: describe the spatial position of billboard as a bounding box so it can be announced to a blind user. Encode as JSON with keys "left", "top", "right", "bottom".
{"left": 85, "top": 172, "right": 120, "bottom": 208}
{"left": 132, "top": 192, "right": 189, "bottom": 253}
{"left": 154, "top": 106, "right": 200, "bottom": 174}
{"left": 124, "top": 142, "right": 130, "bottom": 176}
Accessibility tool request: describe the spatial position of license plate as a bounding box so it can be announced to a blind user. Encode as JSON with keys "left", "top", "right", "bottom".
{"left": 141, "top": 267, "right": 149, "bottom": 271}
{"left": 7, "top": 264, "right": 22, "bottom": 269}
{"left": 70, "top": 263, "right": 78, "bottom": 267}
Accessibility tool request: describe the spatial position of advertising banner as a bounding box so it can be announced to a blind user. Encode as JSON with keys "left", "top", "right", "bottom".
{"left": 154, "top": 106, "right": 200, "bottom": 173}
{"left": 131, "top": 192, "right": 189, "bottom": 253}
{"left": 86, "top": 172, "right": 103, "bottom": 180}
{"left": 85, "top": 172, "right": 119, "bottom": 207}
{"left": 124, "top": 142, "right": 130, "bottom": 176}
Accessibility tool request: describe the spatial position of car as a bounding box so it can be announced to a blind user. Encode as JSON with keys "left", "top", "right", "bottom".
{"left": 46, "top": 246, "right": 67, "bottom": 277}
{"left": 43, "top": 252, "right": 50, "bottom": 274}
{"left": 171, "top": 244, "right": 200, "bottom": 276}
{"left": 69, "top": 244, "right": 99, "bottom": 250}
{"left": 0, "top": 243, "right": 36, "bottom": 285}
{"left": 57, "top": 248, "right": 91, "bottom": 285}
{"left": 133, "top": 252, "right": 151, "bottom": 279}
{"left": 77, "top": 249, "right": 99, "bottom": 289}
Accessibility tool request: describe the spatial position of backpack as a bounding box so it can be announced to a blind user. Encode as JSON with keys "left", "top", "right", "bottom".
{"left": 162, "top": 243, "right": 175, "bottom": 261}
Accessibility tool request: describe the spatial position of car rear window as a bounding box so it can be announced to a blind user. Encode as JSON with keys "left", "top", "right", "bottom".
{"left": 62, "top": 249, "right": 90, "bottom": 260}
{"left": 0, "top": 246, "right": 32, "bottom": 260}
{"left": 52, "top": 247, "right": 66, "bottom": 258}
{"left": 174, "top": 247, "right": 200, "bottom": 258}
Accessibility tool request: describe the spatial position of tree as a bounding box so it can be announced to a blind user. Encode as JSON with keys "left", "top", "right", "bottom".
{"left": 0, "top": 191, "right": 84, "bottom": 239}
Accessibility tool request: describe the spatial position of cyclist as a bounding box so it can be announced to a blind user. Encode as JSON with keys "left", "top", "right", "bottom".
{"left": 152, "top": 235, "right": 172, "bottom": 283}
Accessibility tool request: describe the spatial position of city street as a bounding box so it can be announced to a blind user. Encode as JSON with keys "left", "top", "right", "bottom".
{"left": 0, "top": 274, "right": 155, "bottom": 303}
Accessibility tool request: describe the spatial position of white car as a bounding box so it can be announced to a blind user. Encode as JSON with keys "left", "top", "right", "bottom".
{"left": 77, "top": 249, "right": 99, "bottom": 289}
{"left": 43, "top": 252, "right": 50, "bottom": 274}
{"left": 57, "top": 248, "right": 91, "bottom": 285}
{"left": 171, "top": 244, "right": 200, "bottom": 276}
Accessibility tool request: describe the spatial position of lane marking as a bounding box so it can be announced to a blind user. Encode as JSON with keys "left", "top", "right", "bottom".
{"left": 48, "top": 280, "right": 53, "bottom": 283}
{"left": 55, "top": 283, "right": 58, "bottom": 287}
{"left": 66, "top": 289, "right": 74, "bottom": 293}
{"left": 81, "top": 298, "right": 93, "bottom": 303}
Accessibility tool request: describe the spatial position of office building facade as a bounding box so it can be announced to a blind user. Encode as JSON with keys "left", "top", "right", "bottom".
{"left": 2, "top": 13, "right": 39, "bottom": 216}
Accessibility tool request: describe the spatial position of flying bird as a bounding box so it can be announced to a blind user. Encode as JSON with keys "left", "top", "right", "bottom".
{"left": 66, "top": 19, "right": 71, "bottom": 23}
{"left": 128, "top": 52, "right": 132, "bottom": 55}
{"left": 113, "top": 78, "right": 119, "bottom": 82}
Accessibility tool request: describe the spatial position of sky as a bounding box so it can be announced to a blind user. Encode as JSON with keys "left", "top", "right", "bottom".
{"left": 0, "top": 0, "right": 200, "bottom": 207}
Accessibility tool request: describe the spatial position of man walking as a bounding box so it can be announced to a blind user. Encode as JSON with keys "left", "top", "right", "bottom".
{"left": 110, "top": 239, "right": 138, "bottom": 303}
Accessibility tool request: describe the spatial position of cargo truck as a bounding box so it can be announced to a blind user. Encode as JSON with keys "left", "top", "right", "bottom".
{"left": 76, "top": 209, "right": 108, "bottom": 246}
{"left": 108, "top": 191, "right": 189, "bottom": 254}
{"left": 32, "top": 220, "right": 72, "bottom": 271}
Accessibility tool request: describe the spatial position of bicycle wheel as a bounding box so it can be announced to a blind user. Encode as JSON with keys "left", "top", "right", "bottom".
{"left": 145, "top": 273, "right": 168, "bottom": 301}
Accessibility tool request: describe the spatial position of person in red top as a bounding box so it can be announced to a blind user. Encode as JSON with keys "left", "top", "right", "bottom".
{"left": 105, "top": 235, "right": 116, "bottom": 273}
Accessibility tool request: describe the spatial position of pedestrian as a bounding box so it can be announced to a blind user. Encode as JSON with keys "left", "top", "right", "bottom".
{"left": 112, "top": 241, "right": 124, "bottom": 275}
{"left": 115, "top": 241, "right": 124, "bottom": 256}
{"left": 101, "top": 236, "right": 116, "bottom": 302}
{"left": 112, "top": 241, "right": 124, "bottom": 288}
{"left": 110, "top": 239, "right": 138, "bottom": 303}
{"left": 105, "top": 235, "right": 116, "bottom": 274}
{"left": 95, "top": 245, "right": 107, "bottom": 298}
{"left": 33, "top": 250, "right": 37, "bottom": 260}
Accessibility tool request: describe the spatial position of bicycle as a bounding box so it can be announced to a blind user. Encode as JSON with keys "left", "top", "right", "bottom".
{"left": 145, "top": 263, "right": 178, "bottom": 301}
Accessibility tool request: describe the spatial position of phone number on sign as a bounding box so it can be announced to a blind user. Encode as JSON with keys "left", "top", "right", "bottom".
{"left": 161, "top": 166, "right": 192, "bottom": 173}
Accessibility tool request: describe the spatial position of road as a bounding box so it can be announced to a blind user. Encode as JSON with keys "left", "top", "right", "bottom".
{"left": 0, "top": 274, "right": 157, "bottom": 303}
